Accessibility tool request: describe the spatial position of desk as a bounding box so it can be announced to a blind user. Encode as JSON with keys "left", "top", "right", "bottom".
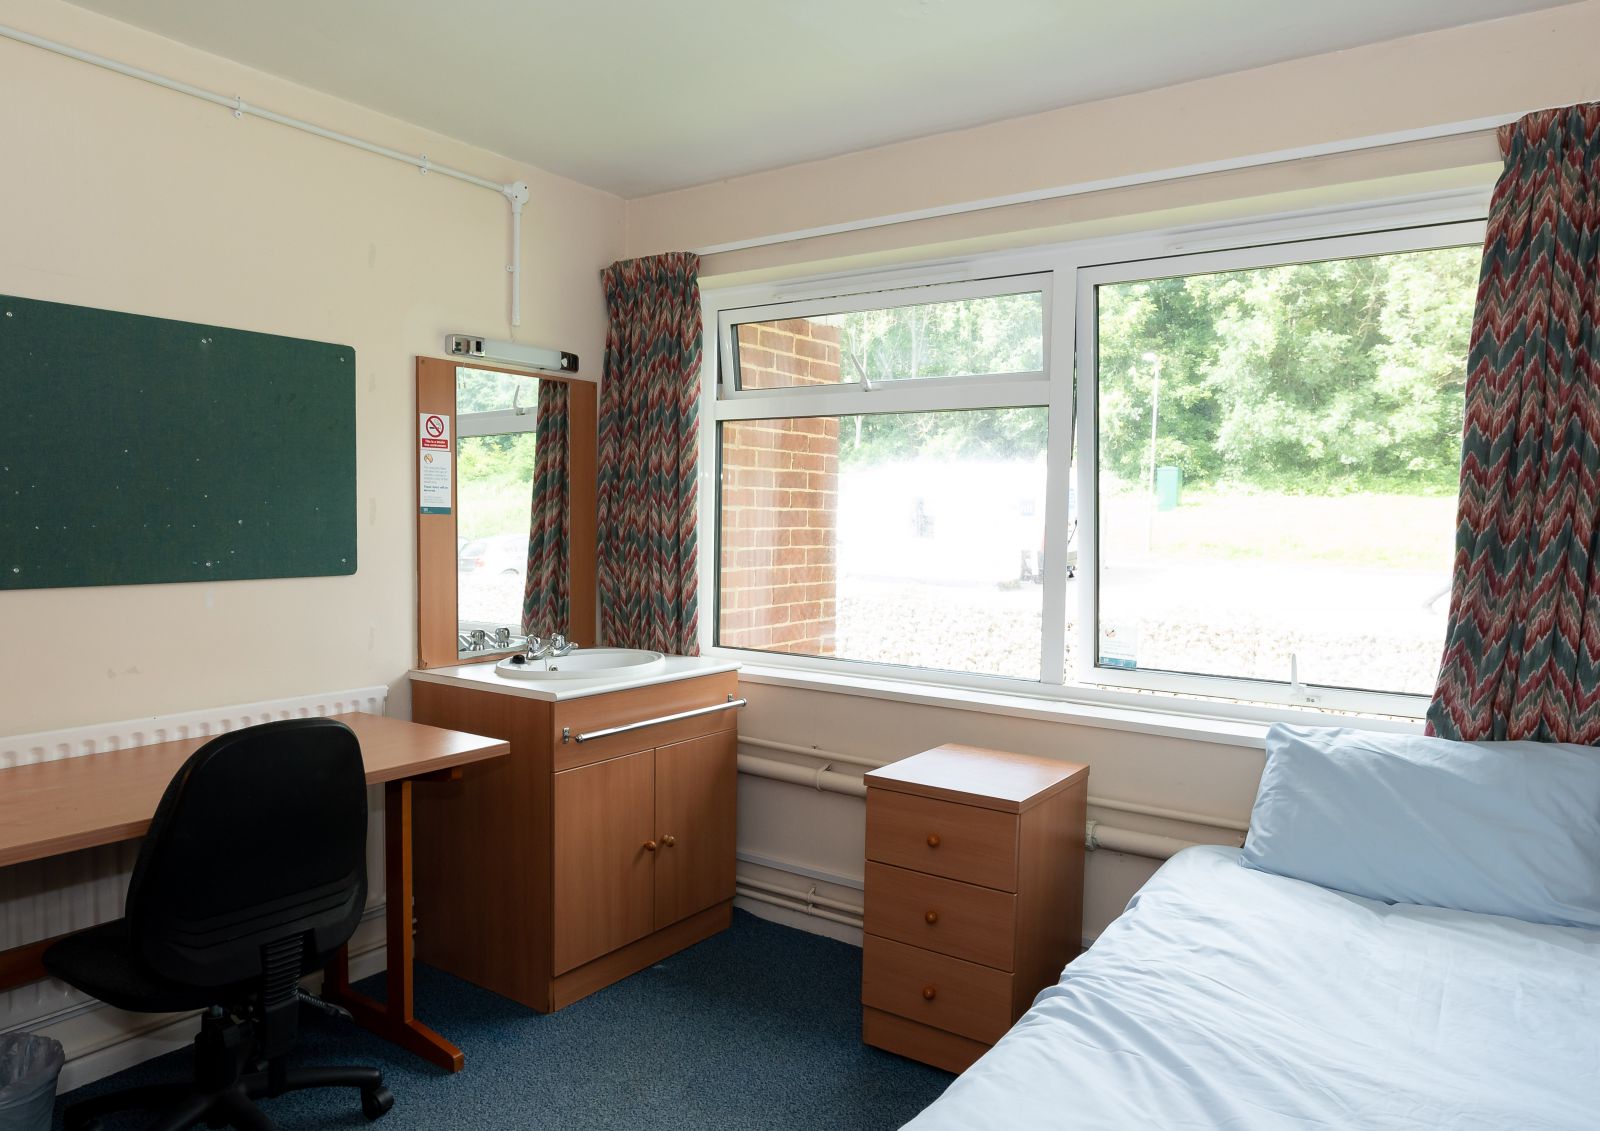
{"left": 0, "top": 712, "right": 507, "bottom": 1073}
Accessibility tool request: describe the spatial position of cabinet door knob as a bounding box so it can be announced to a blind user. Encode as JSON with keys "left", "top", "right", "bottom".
{"left": 922, "top": 985, "right": 937, "bottom": 1001}
{"left": 661, "top": 834, "right": 677, "bottom": 847}
{"left": 642, "top": 840, "right": 657, "bottom": 852}
{"left": 925, "top": 909, "right": 939, "bottom": 925}
{"left": 926, "top": 833, "right": 941, "bottom": 848}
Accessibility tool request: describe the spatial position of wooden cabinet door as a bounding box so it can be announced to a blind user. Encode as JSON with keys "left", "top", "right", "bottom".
{"left": 552, "top": 749, "right": 656, "bottom": 975}
{"left": 653, "top": 730, "right": 737, "bottom": 930}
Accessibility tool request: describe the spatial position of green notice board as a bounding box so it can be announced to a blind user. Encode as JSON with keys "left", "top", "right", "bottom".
{"left": 0, "top": 295, "right": 356, "bottom": 590}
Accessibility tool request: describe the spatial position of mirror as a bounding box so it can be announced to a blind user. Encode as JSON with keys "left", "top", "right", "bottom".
{"left": 455, "top": 366, "right": 543, "bottom": 657}
{"left": 415, "top": 357, "right": 597, "bottom": 669}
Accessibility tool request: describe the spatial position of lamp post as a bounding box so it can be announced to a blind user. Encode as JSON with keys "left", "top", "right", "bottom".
{"left": 1143, "top": 351, "right": 1161, "bottom": 551}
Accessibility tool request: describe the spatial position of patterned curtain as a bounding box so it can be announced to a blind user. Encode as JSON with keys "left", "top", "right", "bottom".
{"left": 1428, "top": 103, "right": 1600, "bottom": 742}
{"left": 521, "top": 379, "right": 570, "bottom": 637}
{"left": 597, "top": 252, "right": 702, "bottom": 655}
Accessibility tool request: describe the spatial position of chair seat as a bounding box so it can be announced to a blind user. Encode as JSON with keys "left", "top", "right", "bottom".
{"left": 43, "top": 919, "right": 229, "bottom": 1014}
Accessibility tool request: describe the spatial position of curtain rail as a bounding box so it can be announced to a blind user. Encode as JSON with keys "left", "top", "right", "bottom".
{"left": 692, "top": 113, "right": 1522, "bottom": 257}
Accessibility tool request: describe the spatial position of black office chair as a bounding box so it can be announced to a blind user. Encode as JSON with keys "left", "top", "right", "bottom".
{"left": 44, "top": 717, "right": 395, "bottom": 1131}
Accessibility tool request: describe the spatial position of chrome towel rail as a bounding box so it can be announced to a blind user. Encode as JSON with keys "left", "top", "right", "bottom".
{"left": 563, "top": 695, "right": 746, "bottom": 744}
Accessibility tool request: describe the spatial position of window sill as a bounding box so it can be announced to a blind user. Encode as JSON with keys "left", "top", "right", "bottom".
{"left": 727, "top": 659, "right": 1425, "bottom": 751}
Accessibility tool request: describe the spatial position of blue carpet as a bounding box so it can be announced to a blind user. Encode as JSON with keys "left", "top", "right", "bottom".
{"left": 54, "top": 911, "right": 953, "bottom": 1129}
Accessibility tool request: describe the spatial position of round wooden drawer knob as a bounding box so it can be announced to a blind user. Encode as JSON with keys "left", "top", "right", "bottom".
{"left": 642, "top": 840, "right": 657, "bottom": 852}
{"left": 922, "top": 985, "right": 937, "bottom": 1001}
{"left": 924, "top": 910, "right": 939, "bottom": 925}
{"left": 661, "top": 834, "right": 677, "bottom": 847}
{"left": 926, "top": 833, "right": 941, "bottom": 848}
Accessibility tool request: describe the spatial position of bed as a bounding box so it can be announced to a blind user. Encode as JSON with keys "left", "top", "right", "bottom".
{"left": 904, "top": 728, "right": 1600, "bottom": 1130}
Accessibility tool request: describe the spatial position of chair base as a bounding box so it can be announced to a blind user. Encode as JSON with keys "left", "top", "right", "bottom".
{"left": 64, "top": 1065, "right": 392, "bottom": 1131}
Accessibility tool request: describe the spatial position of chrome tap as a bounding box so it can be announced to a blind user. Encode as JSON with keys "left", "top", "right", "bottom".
{"left": 524, "top": 632, "right": 577, "bottom": 661}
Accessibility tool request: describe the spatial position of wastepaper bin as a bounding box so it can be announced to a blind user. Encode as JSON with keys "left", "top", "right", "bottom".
{"left": 0, "top": 1033, "right": 64, "bottom": 1131}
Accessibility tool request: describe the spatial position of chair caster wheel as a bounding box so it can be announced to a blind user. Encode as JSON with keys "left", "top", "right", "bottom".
{"left": 362, "top": 1084, "right": 395, "bottom": 1121}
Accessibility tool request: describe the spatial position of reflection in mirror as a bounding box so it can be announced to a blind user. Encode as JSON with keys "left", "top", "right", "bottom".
{"left": 455, "top": 366, "right": 570, "bottom": 659}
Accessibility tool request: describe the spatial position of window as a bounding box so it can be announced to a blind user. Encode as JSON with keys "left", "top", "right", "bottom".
{"left": 713, "top": 279, "right": 1051, "bottom": 679}
{"left": 705, "top": 209, "right": 1486, "bottom": 720}
{"left": 1078, "top": 232, "right": 1479, "bottom": 712}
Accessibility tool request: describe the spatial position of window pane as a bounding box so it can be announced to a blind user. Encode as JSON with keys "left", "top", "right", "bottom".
{"left": 1091, "top": 245, "right": 1476, "bottom": 698}
{"left": 718, "top": 408, "right": 1048, "bottom": 680}
{"left": 455, "top": 366, "right": 531, "bottom": 413}
{"left": 457, "top": 432, "right": 533, "bottom": 634}
{"left": 731, "top": 291, "right": 1043, "bottom": 390}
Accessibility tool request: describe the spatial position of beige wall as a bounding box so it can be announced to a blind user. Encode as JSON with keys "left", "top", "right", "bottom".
{"left": 627, "top": 1, "right": 1600, "bottom": 280}
{"left": 0, "top": 0, "right": 625, "bottom": 734}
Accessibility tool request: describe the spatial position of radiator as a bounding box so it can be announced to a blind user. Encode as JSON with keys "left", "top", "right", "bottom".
{"left": 0, "top": 685, "right": 389, "bottom": 1034}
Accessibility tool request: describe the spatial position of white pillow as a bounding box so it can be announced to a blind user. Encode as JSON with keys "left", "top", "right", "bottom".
{"left": 1240, "top": 724, "right": 1600, "bottom": 929}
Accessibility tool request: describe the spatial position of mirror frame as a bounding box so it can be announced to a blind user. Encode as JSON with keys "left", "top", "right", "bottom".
{"left": 415, "top": 355, "right": 598, "bottom": 669}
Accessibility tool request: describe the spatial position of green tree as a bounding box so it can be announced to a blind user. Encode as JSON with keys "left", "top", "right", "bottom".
{"left": 1097, "top": 244, "right": 1477, "bottom": 493}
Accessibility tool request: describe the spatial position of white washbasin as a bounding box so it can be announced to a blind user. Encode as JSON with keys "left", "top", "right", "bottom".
{"left": 494, "top": 648, "right": 666, "bottom": 681}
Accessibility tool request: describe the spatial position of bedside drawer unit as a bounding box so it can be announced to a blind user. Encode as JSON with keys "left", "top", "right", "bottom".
{"left": 866, "top": 790, "right": 1018, "bottom": 890}
{"left": 861, "top": 743, "right": 1087, "bottom": 1074}
{"left": 864, "top": 862, "right": 1016, "bottom": 970}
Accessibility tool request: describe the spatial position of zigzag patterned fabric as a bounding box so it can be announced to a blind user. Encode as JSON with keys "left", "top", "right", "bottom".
{"left": 1428, "top": 103, "right": 1600, "bottom": 742}
{"left": 522, "top": 377, "right": 570, "bottom": 637}
{"left": 596, "top": 252, "right": 702, "bottom": 655}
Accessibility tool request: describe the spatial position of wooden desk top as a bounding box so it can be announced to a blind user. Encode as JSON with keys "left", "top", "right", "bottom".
{"left": 0, "top": 713, "right": 508, "bottom": 869}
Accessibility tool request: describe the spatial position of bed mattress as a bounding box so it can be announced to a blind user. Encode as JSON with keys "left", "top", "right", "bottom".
{"left": 903, "top": 845, "right": 1600, "bottom": 1129}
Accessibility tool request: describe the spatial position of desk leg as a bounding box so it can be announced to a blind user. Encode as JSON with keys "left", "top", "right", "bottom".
{"left": 324, "top": 778, "right": 464, "bottom": 1073}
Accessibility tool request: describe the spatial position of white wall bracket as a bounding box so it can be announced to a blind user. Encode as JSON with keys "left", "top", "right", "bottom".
{"left": 502, "top": 181, "right": 531, "bottom": 327}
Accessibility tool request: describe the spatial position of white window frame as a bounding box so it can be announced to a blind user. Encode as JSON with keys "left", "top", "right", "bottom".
{"left": 1074, "top": 220, "right": 1485, "bottom": 718}
{"left": 697, "top": 188, "right": 1490, "bottom": 726}
{"left": 709, "top": 271, "right": 1063, "bottom": 686}
{"left": 456, "top": 409, "right": 539, "bottom": 438}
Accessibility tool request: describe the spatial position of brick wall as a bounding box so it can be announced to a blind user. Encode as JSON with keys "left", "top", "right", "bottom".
{"left": 718, "top": 320, "right": 841, "bottom": 654}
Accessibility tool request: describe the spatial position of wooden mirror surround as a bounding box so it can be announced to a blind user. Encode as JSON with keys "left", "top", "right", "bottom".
{"left": 415, "top": 356, "right": 597, "bottom": 669}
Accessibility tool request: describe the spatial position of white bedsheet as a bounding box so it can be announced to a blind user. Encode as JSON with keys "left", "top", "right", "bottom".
{"left": 903, "top": 845, "right": 1600, "bottom": 1129}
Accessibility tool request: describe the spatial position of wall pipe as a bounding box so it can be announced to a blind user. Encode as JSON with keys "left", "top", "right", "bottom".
{"left": 736, "top": 749, "right": 1224, "bottom": 861}
{"left": 739, "top": 736, "right": 1249, "bottom": 832}
{"left": 0, "top": 21, "right": 530, "bottom": 327}
{"left": 735, "top": 884, "right": 863, "bottom": 929}
{"left": 736, "top": 751, "right": 866, "bottom": 798}
{"left": 738, "top": 875, "right": 862, "bottom": 917}
{"left": 1085, "top": 820, "right": 1209, "bottom": 860}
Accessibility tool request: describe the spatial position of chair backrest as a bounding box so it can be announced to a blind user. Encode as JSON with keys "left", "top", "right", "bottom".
{"left": 126, "top": 717, "right": 368, "bottom": 989}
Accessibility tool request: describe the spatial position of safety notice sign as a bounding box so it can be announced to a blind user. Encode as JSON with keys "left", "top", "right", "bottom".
{"left": 419, "top": 413, "right": 452, "bottom": 514}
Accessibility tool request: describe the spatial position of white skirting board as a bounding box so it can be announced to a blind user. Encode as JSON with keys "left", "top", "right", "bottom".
{"left": 0, "top": 686, "right": 391, "bottom": 1090}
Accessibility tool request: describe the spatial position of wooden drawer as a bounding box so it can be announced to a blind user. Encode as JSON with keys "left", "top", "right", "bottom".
{"left": 866, "top": 788, "right": 1019, "bottom": 891}
{"left": 861, "top": 934, "right": 1013, "bottom": 1045}
{"left": 864, "top": 862, "right": 1016, "bottom": 970}
{"left": 551, "top": 672, "right": 739, "bottom": 770}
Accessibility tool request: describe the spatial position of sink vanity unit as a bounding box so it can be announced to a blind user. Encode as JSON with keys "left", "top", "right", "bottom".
{"left": 408, "top": 657, "right": 741, "bottom": 1011}
{"left": 408, "top": 354, "right": 743, "bottom": 1011}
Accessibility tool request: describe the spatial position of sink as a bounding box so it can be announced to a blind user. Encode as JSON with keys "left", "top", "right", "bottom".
{"left": 494, "top": 648, "right": 666, "bottom": 681}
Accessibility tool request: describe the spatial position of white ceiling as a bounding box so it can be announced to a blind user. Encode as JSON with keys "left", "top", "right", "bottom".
{"left": 66, "top": 0, "right": 1572, "bottom": 198}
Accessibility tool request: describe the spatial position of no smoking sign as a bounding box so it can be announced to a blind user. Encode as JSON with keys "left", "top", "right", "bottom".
{"left": 419, "top": 413, "right": 450, "bottom": 450}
